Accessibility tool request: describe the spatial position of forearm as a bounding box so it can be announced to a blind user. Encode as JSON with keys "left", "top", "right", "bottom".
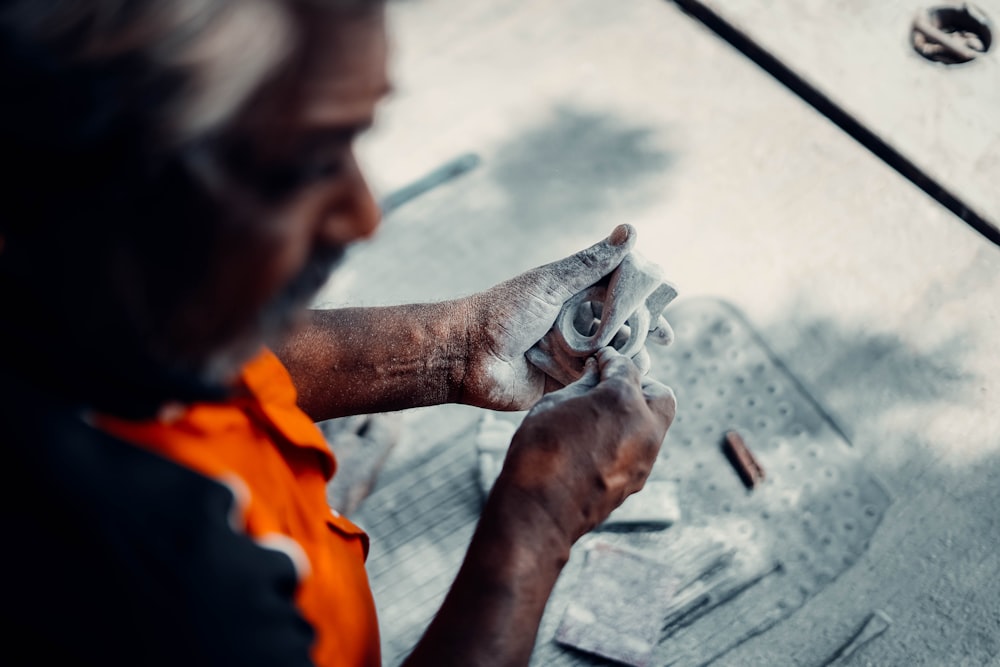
{"left": 272, "top": 303, "right": 470, "bottom": 421}
{"left": 403, "top": 486, "right": 571, "bottom": 667}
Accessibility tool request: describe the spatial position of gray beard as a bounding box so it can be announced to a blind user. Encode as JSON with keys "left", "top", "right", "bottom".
{"left": 198, "top": 245, "right": 346, "bottom": 384}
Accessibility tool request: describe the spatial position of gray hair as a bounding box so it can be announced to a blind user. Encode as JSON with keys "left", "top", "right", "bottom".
{"left": 0, "top": 0, "right": 380, "bottom": 149}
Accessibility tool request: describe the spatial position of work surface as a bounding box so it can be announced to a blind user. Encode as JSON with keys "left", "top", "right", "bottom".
{"left": 313, "top": 1, "right": 1000, "bottom": 664}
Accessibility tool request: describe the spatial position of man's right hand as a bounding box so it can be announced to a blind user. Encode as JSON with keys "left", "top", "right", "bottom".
{"left": 404, "top": 347, "right": 674, "bottom": 666}
{"left": 494, "top": 346, "right": 676, "bottom": 547}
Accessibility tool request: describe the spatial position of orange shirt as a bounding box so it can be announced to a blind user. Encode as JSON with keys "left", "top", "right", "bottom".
{"left": 98, "top": 349, "right": 380, "bottom": 667}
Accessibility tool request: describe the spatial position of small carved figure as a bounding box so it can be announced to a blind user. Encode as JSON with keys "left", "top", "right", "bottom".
{"left": 527, "top": 252, "right": 678, "bottom": 384}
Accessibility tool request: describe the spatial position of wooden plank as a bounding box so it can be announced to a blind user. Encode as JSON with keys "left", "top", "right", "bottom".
{"left": 313, "top": 0, "right": 1000, "bottom": 664}
{"left": 675, "top": 0, "right": 1000, "bottom": 238}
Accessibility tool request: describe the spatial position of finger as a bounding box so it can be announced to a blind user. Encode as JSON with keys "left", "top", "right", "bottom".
{"left": 547, "top": 355, "right": 600, "bottom": 397}
{"left": 540, "top": 225, "right": 637, "bottom": 300}
{"left": 641, "top": 376, "right": 674, "bottom": 400}
{"left": 533, "top": 357, "right": 600, "bottom": 411}
{"left": 631, "top": 348, "right": 651, "bottom": 375}
{"left": 596, "top": 346, "right": 641, "bottom": 384}
{"left": 571, "top": 356, "right": 601, "bottom": 389}
{"left": 648, "top": 317, "right": 675, "bottom": 346}
{"left": 642, "top": 378, "right": 677, "bottom": 424}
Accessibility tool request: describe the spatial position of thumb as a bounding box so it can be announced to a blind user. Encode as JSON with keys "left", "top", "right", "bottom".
{"left": 552, "top": 356, "right": 601, "bottom": 400}
{"left": 528, "top": 357, "right": 601, "bottom": 415}
{"left": 540, "top": 224, "right": 637, "bottom": 300}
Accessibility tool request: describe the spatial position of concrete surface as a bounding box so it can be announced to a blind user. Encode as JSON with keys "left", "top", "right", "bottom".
{"left": 683, "top": 0, "right": 1000, "bottom": 233}
{"left": 314, "top": 0, "right": 1000, "bottom": 664}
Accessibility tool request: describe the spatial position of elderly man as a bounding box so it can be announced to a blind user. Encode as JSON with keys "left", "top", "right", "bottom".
{"left": 0, "top": 1, "right": 675, "bottom": 665}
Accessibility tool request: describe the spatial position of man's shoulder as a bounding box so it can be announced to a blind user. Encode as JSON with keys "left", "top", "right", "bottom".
{"left": 0, "top": 374, "right": 316, "bottom": 667}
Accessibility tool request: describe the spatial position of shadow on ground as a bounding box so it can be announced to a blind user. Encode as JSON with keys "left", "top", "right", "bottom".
{"left": 314, "top": 104, "right": 676, "bottom": 306}
{"left": 702, "top": 302, "right": 1000, "bottom": 666}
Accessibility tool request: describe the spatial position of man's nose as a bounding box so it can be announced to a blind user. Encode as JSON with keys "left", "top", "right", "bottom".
{"left": 351, "top": 169, "right": 381, "bottom": 241}
{"left": 319, "top": 158, "right": 382, "bottom": 246}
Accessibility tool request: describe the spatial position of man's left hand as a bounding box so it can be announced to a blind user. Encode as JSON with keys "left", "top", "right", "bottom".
{"left": 459, "top": 224, "right": 661, "bottom": 411}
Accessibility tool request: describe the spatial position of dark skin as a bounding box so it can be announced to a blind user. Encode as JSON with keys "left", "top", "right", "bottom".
{"left": 405, "top": 349, "right": 674, "bottom": 666}
{"left": 175, "top": 6, "right": 676, "bottom": 665}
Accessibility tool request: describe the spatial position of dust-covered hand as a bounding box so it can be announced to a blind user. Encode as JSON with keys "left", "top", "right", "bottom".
{"left": 460, "top": 224, "right": 652, "bottom": 411}
{"left": 403, "top": 349, "right": 675, "bottom": 666}
{"left": 492, "top": 347, "right": 676, "bottom": 544}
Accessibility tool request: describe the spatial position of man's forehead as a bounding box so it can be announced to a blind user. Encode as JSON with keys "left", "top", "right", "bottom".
{"left": 228, "top": 6, "right": 390, "bottom": 152}
{"left": 296, "top": 8, "right": 391, "bottom": 127}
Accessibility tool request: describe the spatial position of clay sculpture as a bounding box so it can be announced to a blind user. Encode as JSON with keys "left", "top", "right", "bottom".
{"left": 527, "top": 252, "right": 678, "bottom": 385}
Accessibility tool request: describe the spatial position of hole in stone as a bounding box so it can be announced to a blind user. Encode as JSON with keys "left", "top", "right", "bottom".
{"left": 844, "top": 522, "right": 854, "bottom": 532}
{"left": 911, "top": 4, "right": 993, "bottom": 64}
{"left": 573, "top": 301, "right": 600, "bottom": 336}
{"left": 722, "top": 503, "right": 732, "bottom": 513}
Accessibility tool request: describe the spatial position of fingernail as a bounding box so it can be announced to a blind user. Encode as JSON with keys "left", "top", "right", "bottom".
{"left": 609, "top": 224, "right": 632, "bottom": 247}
